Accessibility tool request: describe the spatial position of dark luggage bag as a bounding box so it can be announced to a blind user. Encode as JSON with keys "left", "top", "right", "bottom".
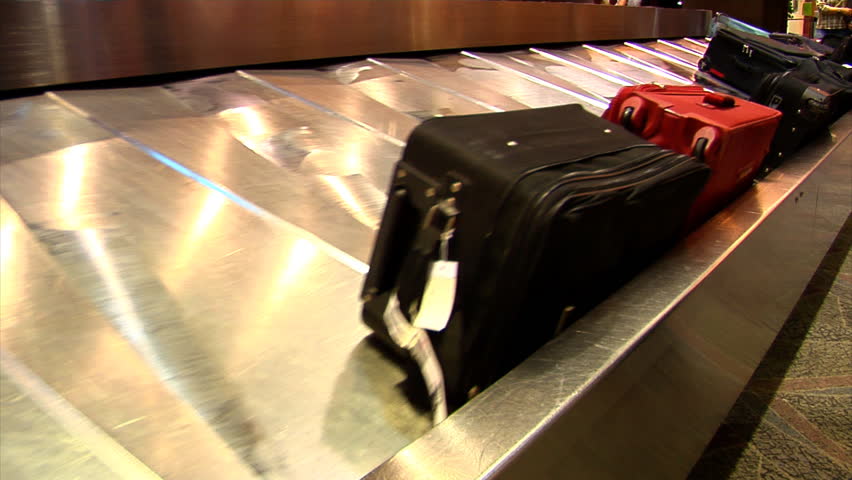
{"left": 603, "top": 85, "right": 781, "bottom": 227}
{"left": 752, "top": 59, "right": 852, "bottom": 170}
{"left": 698, "top": 27, "right": 820, "bottom": 96}
{"left": 769, "top": 32, "right": 835, "bottom": 57}
{"left": 361, "top": 105, "right": 710, "bottom": 413}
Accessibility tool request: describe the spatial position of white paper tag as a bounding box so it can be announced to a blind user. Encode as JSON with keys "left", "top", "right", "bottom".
{"left": 412, "top": 260, "right": 458, "bottom": 332}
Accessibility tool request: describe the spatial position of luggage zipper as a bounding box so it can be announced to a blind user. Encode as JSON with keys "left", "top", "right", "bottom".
{"left": 513, "top": 151, "right": 696, "bottom": 293}
{"left": 474, "top": 151, "right": 698, "bottom": 393}
{"left": 485, "top": 150, "right": 692, "bottom": 312}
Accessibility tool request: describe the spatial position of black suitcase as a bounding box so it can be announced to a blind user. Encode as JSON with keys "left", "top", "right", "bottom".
{"left": 769, "top": 32, "right": 834, "bottom": 57}
{"left": 753, "top": 59, "right": 852, "bottom": 171}
{"left": 693, "top": 70, "right": 751, "bottom": 100}
{"left": 829, "top": 36, "right": 852, "bottom": 66}
{"left": 699, "top": 27, "right": 819, "bottom": 96}
{"left": 361, "top": 105, "right": 710, "bottom": 414}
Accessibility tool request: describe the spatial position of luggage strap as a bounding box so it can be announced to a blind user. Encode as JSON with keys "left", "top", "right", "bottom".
{"left": 383, "top": 293, "right": 449, "bottom": 424}
{"left": 380, "top": 197, "right": 459, "bottom": 425}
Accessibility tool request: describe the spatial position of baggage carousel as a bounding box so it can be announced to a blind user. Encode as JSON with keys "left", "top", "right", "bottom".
{"left": 1, "top": 2, "right": 850, "bottom": 479}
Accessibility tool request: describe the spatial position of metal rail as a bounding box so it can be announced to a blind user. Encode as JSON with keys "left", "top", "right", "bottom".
{"left": 0, "top": 0, "right": 710, "bottom": 91}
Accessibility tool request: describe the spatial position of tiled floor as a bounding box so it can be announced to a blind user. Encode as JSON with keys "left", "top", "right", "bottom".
{"left": 689, "top": 216, "right": 852, "bottom": 480}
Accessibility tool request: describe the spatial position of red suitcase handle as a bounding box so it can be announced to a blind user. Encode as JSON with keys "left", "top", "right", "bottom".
{"left": 702, "top": 92, "right": 736, "bottom": 108}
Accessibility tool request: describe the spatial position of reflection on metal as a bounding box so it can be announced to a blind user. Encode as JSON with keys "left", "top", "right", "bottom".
{"left": 0, "top": 198, "right": 262, "bottom": 479}
{"left": 460, "top": 51, "right": 610, "bottom": 113}
{"left": 624, "top": 42, "right": 699, "bottom": 69}
{"left": 1, "top": 215, "right": 14, "bottom": 269}
{"left": 366, "top": 58, "right": 504, "bottom": 113}
{"left": 320, "top": 175, "right": 382, "bottom": 230}
{"left": 531, "top": 48, "right": 636, "bottom": 87}
{"left": 58, "top": 144, "right": 88, "bottom": 222}
{"left": 683, "top": 37, "right": 711, "bottom": 51}
{"left": 0, "top": 351, "right": 163, "bottom": 480}
{"left": 223, "top": 106, "right": 269, "bottom": 138}
{"left": 238, "top": 70, "right": 413, "bottom": 147}
{"left": 430, "top": 53, "right": 586, "bottom": 109}
{"left": 583, "top": 45, "right": 693, "bottom": 85}
{"left": 47, "top": 89, "right": 374, "bottom": 270}
{"left": 277, "top": 238, "right": 319, "bottom": 287}
{"left": 171, "top": 191, "right": 228, "bottom": 276}
{"left": 658, "top": 39, "right": 705, "bottom": 57}
{"left": 0, "top": 0, "right": 711, "bottom": 91}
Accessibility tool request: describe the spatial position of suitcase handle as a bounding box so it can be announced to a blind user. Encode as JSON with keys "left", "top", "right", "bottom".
{"left": 362, "top": 187, "right": 414, "bottom": 299}
{"left": 362, "top": 188, "right": 458, "bottom": 300}
{"left": 703, "top": 92, "right": 736, "bottom": 108}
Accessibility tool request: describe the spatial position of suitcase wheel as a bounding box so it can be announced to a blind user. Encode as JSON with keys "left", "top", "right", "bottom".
{"left": 693, "top": 137, "right": 709, "bottom": 162}
{"left": 697, "top": 58, "right": 709, "bottom": 72}
{"left": 620, "top": 107, "right": 635, "bottom": 130}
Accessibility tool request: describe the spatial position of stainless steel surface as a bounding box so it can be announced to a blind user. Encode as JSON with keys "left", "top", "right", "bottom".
{"left": 528, "top": 48, "right": 639, "bottom": 98}
{"left": 0, "top": 117, "right": 430, "bottom": 478}
{"left": 0, "top": 198, "right": 260, "bottom": 479}
{"left": 243, "top": 69, "right": 420, "bottom": 143}
{"left": 0, "top": 96, "right": 113, "bottom": 164}
{"left": 647, "top": 40, "right": 703, "bottom": 66}
{"left": 0, "top": 0, "right": 711, "bottom": 91}
{"left": 1, "top": 369, "right": 130, "bottom": 480}
{"left": 48, "top": 86, "right": 387, "bottom": 264}
{"left": 582, "top": 45, "right": 694, "bottom": 85}
{"left": 622, "top": 42, "right": 699, "bottom": 71}
{"left": 429, "top": 53, "right": 595, "bottom": 111}
{"left": 365, "top": 58, "right": 529, "bottom": 113}
{"left": 456, "top": 52, "right": 611, "bottom": 113}
{"left": 657, "top": 39, "right": 706, "bottom": 59}
{"left": 542, "top": 46, "right": 680, "bottom": 86}
{"left": 679, "top": 37, "right": 710, "bottom": 53}
{"left": 325, "top": 61, "right": 499, "bottom": 120}
{"left": 366, "top": 114, "right": 852, "bottom": 479}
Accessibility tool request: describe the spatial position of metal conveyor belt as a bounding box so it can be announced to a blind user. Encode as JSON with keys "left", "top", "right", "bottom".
{"left": 2, "top": 35, "right": 850, "bottom": 480}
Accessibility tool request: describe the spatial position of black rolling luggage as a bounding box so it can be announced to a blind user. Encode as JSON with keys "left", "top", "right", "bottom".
{"left": 361, "top": 105, "right": 710, "bottom": 416}
{"left": 753, "top": 59, "right": 852, "bottom": 170}
{"left": 699, "top": 27, "right": 820, "bottom": 96}
{"left": 769, "top": 33, "right": 834, "bottom": 57}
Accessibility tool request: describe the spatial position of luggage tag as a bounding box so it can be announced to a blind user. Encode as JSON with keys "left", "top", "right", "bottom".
{"left": 412, "top": 225, "right": 458, "bottom": 332}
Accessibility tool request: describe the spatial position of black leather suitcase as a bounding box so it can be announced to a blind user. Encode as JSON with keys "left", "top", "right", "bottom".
{"left": 699, "top": 27, "right": 818, "bottom": 96}
{"left": 753, "top": 59, "right": 852, "bottom": 171}
{"left": 361, "top": 105, "right": 710, "bottom": 414}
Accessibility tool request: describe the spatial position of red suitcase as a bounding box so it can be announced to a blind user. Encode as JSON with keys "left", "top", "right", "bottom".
{"left": 603, "top": 85, "right": 781, "bottom": 227}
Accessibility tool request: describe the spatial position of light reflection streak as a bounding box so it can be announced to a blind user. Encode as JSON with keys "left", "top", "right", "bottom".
{"left": 276, "top": 238, "right": 318, "bottom": 287}
{"left": 76, "top": 229, "right": 223, "bottom": 428}
{"left": 191, "top": 192, "right": 228, "bottom": 238}
{"left": 79, "top": 229, "right": 149, "bottom": 348}
{"left": 657, "top": 39, "right": 704, "bottom": 58}
{"left": 77, "top": 230, "right": 182, "bottom": 399}
{"left": 344, "top": 150, "right": 362, "bottom": 175}
{"left": 461, "top": 52, "right": 610, "bottom": 111}
{"left": 234, "top": 237, "right": 319, "bottom": 358}
{"left": 59, "top": 143, "right": 88, "bottom": 223}
{"left": 320, "top": 175, "right": 380, "bottom": 230}
{"left": 0, "top": 223, "right": 14, "bottom": 271}
{"left": 623, "top": 42, "right": 698, "bottom": 70}
{"left": 582, "top": 45, "right": 692, "bottom": 85}
{"left": 221, "top": 106, "right": 268, "bottom": 138}
{"left": 169, "top": 191, "right": 228, "bottom": 283}
{"left": 531, "top": 48, "right": 635, "bottom": 87}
